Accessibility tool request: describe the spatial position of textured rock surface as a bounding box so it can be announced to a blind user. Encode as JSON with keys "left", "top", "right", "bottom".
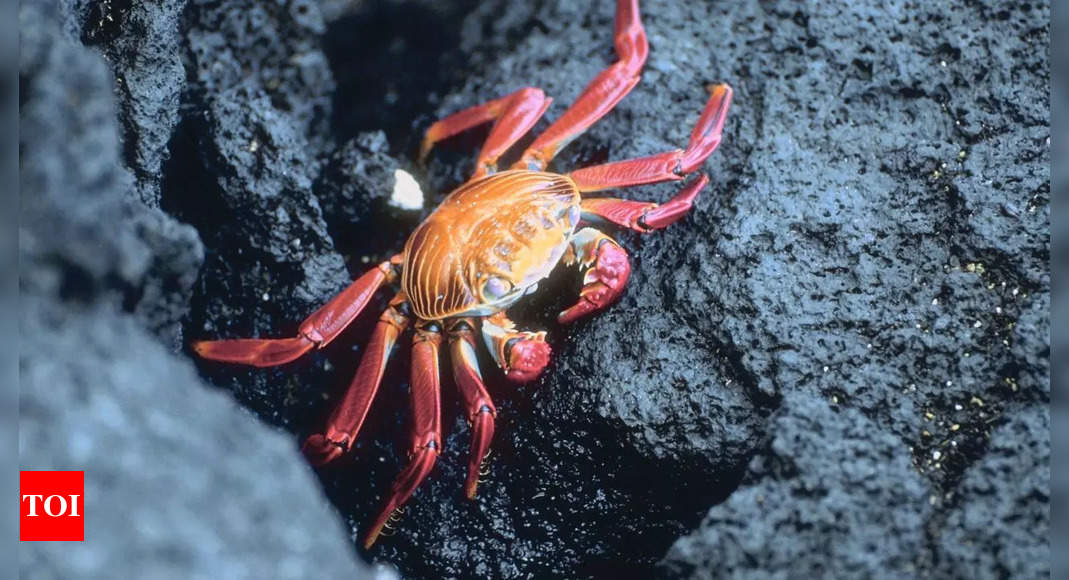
{"left": 662, "top": 392, "right": 933, "bottom": 578}
{"left": 19, "top": 0, "right": 1049, "bottom": 578}
{"left": 18, "top": 1, "right": 376, "bottom": 578}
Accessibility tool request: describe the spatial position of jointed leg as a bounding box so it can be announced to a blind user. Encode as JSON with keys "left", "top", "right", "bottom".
{"left": 302, "top": 294, "right": 411, "bottom": 465}
{"left": 514, "top": 0, "right": 647, "bottom": 169}
{"left": 446, "top": 318, "right": 497, "bottom": 499}
{"left": 580, "top": 173, "right": 710, "bottom": 232}
{"left": 481, "top": 312, "right": 551, "bottom": 383}
{"left": 420, "top": 87, "right": 551, "bottom": 179}
{"left": 364, "top": 320, "right": 443, "bottom": 548}
{"left": 558, "top": 228, "right": 631, "bottom": 324}
{"left": 568, "top": 84, "right": 732, "bottom": 191}
{"left": 472, "top": 89, "right": 552, "bottom": 179}
{"left": 193, "top": 259, "right": 399, "bottom": 367}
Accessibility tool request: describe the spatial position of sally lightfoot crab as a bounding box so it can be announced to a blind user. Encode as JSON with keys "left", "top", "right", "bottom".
{"left": 193, "top": 0, "right": 732, "bottom": 548}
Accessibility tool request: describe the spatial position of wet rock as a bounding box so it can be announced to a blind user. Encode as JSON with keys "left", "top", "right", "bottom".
{"left": 18, "top": 1, "right": 377, "bottom": 578}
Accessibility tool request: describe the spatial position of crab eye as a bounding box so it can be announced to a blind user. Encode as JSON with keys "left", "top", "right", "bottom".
{"left": 482, "top": 277, "right": 512, "bottom": 299}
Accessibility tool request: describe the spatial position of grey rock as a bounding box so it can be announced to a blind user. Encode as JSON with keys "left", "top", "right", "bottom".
{"left": 19, "top": 297, "right": 374, "bottom": 580}
{"left": 936, "top": 404, "right": 1049, "bottom": 578}
{"left": 176, "top": 0, "right": 350, "bottom": 342}
{"left": 18, "top": 1, "right": 377, "bottom": 577}
{"left": 74, "top": 0, "right": 189, "bottom": 208}
{"left": 19, "top": 0, "right": 202, "bottom": 349}
{"left": 661, "top": 392, "right": 932, "bottom": 579}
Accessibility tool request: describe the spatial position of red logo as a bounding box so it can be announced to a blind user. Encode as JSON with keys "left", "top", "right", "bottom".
{"left": 20, "top": 471, "right": 84, "bottom": 541}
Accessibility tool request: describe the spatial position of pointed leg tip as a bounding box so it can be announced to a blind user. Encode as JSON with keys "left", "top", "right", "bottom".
{"left": 191, "top": 339, "right": 224, "bottom": 360}
{"left": 362, "top": 512, "right": 391, "bottom": 549}
{"left": 707, "top": 83, "right": 732, "bottom": 96}
{"left": 301, "top": 434, "right": 346, "bottom": 466}
{"left": 464, "top": 480, "right": 479, "bottom": 500}
{"left": 556, "top": 308, "right": 583, "bottom": 325}
{"left": 418, "top": 140, "right": 433, "bottom": 164}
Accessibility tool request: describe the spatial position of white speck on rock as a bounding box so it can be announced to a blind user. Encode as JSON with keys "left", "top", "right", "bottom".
{"left": 390, "top": 168, "right": 424, "bottom": 210}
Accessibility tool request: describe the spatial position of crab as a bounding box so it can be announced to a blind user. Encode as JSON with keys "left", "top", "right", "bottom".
{"left": 193, "top": 0, "right": 732, "bottom": 548}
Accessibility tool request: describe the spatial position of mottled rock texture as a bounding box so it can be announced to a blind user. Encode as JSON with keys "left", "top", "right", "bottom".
{"left": 20, "top": 0, "right": 1049, "bottom": 578}
{"left": 19, "top": 1, "right": 376, "bottom": 578}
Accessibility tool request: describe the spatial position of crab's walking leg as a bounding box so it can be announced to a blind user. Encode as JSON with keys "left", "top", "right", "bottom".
{"left": 364, "top": 321, "right": 443, "bottom": 548}
{"left": 568, "top": 85, "right": 732, "bottom": 191}
{"left": 472, "top": 90, "right": 553, "bottom": 179}
{"left": 481, "top": 312, "right": 551, "bottom": 383}
{"left": 301, "top": 295, "right": 411, "bottom": 465}
{"left": 558, "top": 228, "right": 631, "bottom": 324}
{"left": 446, "top": 318, "right": 497, "bottom": 499}
{"left": 420, "top": 87, "right": 551, "bottom": 176}
{"left": 515, "top": 0, "right": 647, "bottom": 169}
{"left": 192, "top": 260, "right": 398, "bottom": 367}
{"left": 580, "top": 173, "right": 710, "bottom": 232}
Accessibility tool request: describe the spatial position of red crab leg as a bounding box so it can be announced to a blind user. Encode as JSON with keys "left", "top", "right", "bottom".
{"left": 301, "top": 295, "right": 411, "bottom": 466}
{"left": 558, "top": 228, "right": 631, "bottom": 324}
{"left": 481, "top": 312, "right": 551, "bottom": 383}
{"left": 192, "top": 259, "right": 398, "bottom": 367}
{"left": 580, "top": 173, "right": 710, "bottom": 232}
{"left": 515, "top": 0, "right": 647, "bottom": 169}
{"left": 472, "top": 89, "right": 552, "bottom": 179}
{"left": 568, "top": 84, "right": 732, "bottom": 191}
{"left": 364, "top": 321, "right": 443, "bottom": 548}
{"left": 420, "top": 87, "right": 550, "bottom": 172}
{"left": 446, "top": 318, "right": 497, "bottom": 499}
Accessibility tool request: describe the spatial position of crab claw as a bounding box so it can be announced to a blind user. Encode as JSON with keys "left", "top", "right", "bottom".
{"left": 364, "top": 443, "right": 439, "bottom": 549}
{"left": 465, "top": 408, "right": 495, "bottom": 499}
{"left": 482, "top": 313, "right": 552, "bottom": 383}
{"left": 504, "top": 336, "right": 551, "bottom": 382}
{"left": 558, "top": 233, "right": 631, "bottom": 325}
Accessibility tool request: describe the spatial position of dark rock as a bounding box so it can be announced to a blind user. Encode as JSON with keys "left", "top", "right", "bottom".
{"left": 315, "top": 131, "right": 417, "bottom": 261}
{"left": 171, "top": 0, "right": 354, "bottom": 421}
{"left": 174, "top": 0, "right": 346, "bottom": 326}
{"left": 647, "top": 0, "right": 1050, "bottom": 577}
{"left": 321, "top": 0, "right": 480, "bottom": 146}
{"left": 75, "top": 0, "right": 189, "bottom": 208}
{"left": 18, "top": 1, "right": 377, "bottom": 577}
{"left": 660, "top": 392, "right": 932, "bottom": 578}
{"left": 936, "top": 403, "right": 1049, "bottom": 578}
{"left": 21, "top": 0, "right": 203, "bottom": 347}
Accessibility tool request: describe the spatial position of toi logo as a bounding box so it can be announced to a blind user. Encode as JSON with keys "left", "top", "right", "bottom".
{"left": 20, "top": 471, "right": 84, "bottom": 541}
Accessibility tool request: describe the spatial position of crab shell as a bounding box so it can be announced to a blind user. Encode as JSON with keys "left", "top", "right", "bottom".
{"left": 401, "top": 170, "right": 582, "bottom": 320}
